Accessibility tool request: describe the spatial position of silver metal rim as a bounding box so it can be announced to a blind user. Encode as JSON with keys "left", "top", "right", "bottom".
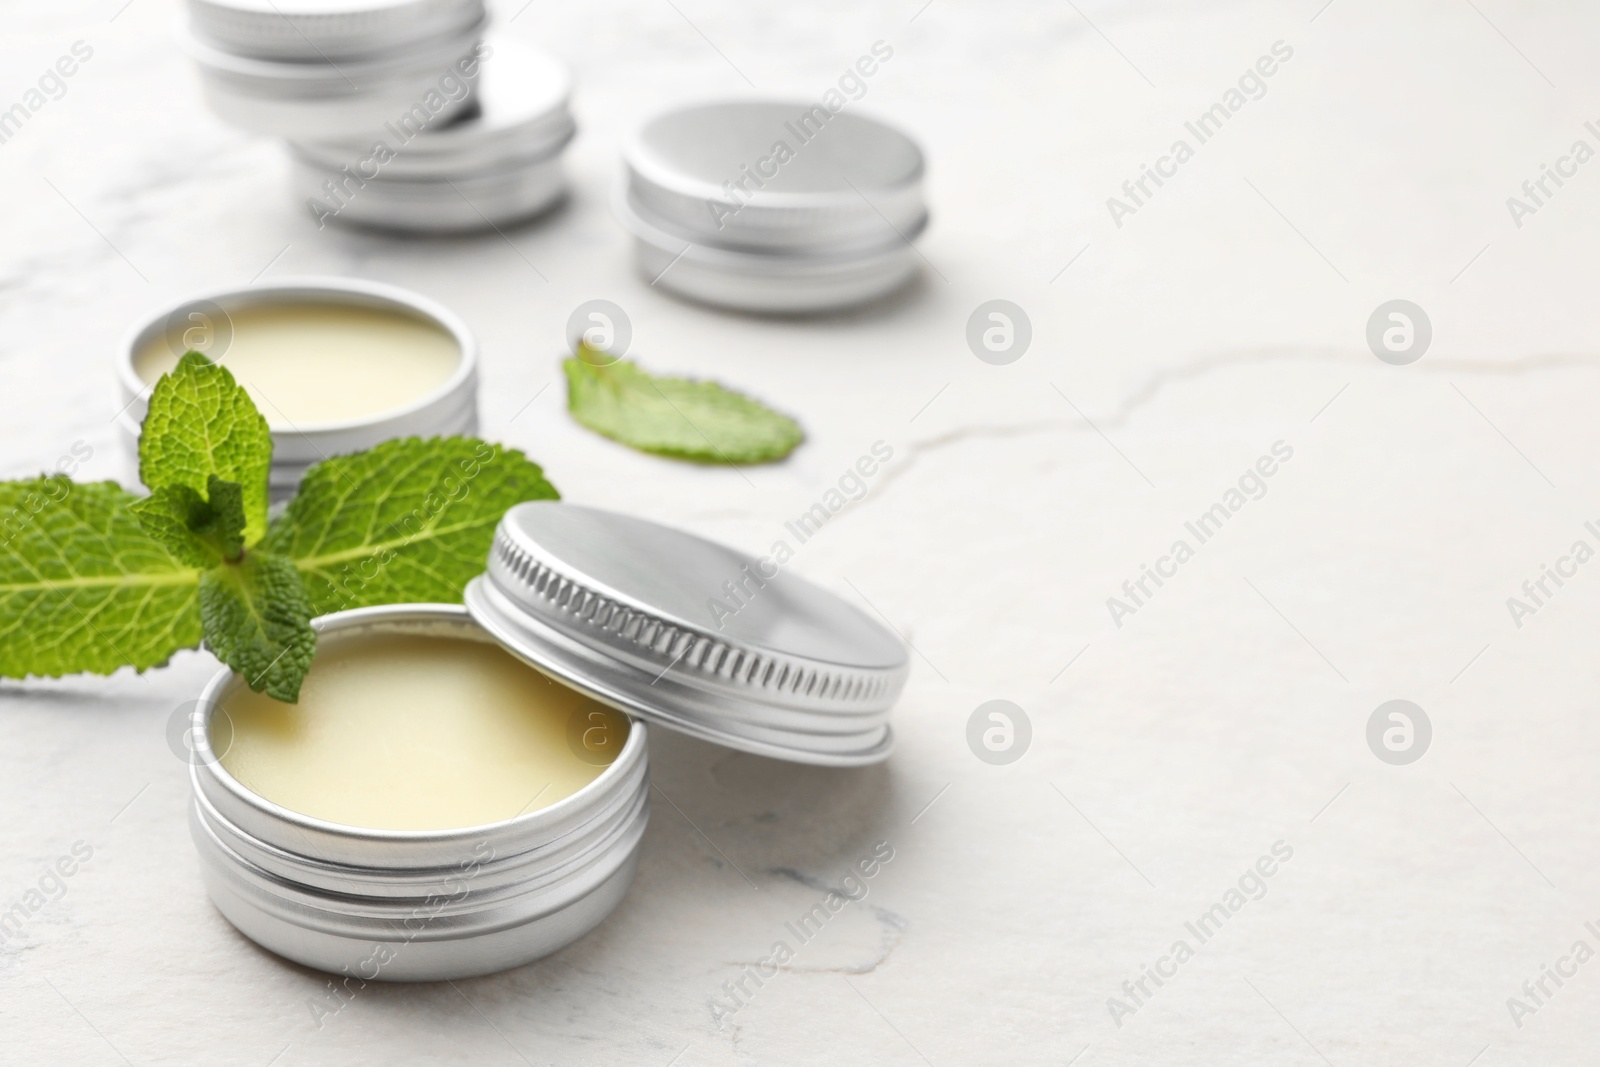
{"left": 178, "top": 14, "right": 487, "bottom": 83}
{"left": 629, "top": 236, "right": 920, "bottom": 314}
{"left": 194, "top": 839, "right": 641, "bottom": 980}
{"left": 285, "top": 157, "right": 569, "bottom": 234}
{"left": 613, "top": 181, "right": 928, "bottom": 269}
{"left": 115, "top": 275, "right": 479, "bottom": 450}
{"left": 288, "top": 38, "right": 575, "bottom": 176}
{"left": 189, "top": 603, "right": 650, "bottom": 857}
{"left": 290, "top": 122, "right": 576, "bottom": 180}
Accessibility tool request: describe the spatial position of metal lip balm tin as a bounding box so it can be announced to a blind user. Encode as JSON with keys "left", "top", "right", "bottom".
{"left": 188, "top": 604, "right": 650, "bottom": 982}
{"left": 288, "top": 37, "right": 576, "bottom": 233}
{"left": 466, "top": 502, "right": 910, "bottom": 767}
{"left": 185, "top": 506, "right": 906, "bottom": 979}
{"left": 617, "top": 100, "right": 929, "bottom": 313}
{"left": 179, "top": 0, "right": 487, "bottom": 139}
{"left": 115, "top": 276, "right": 478, "bottom": 500}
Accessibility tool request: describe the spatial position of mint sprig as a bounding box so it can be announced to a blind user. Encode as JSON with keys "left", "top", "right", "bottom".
{"left": 0, "top": 352, "right": 559, "bottom": 702}
{"left": 139, "top": 350, "right": 272, "bottom": 544}
{"left": 0, "top": 478, "right": 201, "bottom": 678}
{"left": 564, "top": 347, "right": 803, "bottom": 464}
{"left": 199, "top": 552, "right": 316, "bottom": 701}
{"left": 129, "top": 476, "right": 247, "bottom": 568}
{"left": 266, "top": 436, "right": 556, "bottom": 614}
{"left": 115, "top": 355, "right": 314, "bottom": 700}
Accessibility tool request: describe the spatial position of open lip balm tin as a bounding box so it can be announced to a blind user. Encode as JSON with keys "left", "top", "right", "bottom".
{"left": 616, "top": 100, "right": 929, "bottom": 313}
{"left": 179, "top": 0, "right": 487, "bottom": 139}
{"left": 187, "top": 503, "right": 909, "bottom": 980}
{"left": 189, "top": 604, "right": 651, "bottom": 982}
{"left": 116, "top": 276, "right": 478, "bottom": 500}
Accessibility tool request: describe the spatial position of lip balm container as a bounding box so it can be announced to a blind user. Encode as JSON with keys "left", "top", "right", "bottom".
{"left": 116, "top": 277, "right": 477, "bottom": 500}
{"left": 287, "top": 37, "right": 576, "bottom": 233}
{"left": 616, "top": 100, "right": 929, "bottom": 314}
{"left": 189, "top": 604, "right": 650, "bottom": 981}
{"left": 185, "top": 503, "right": 908, "bottom": 979}
{"left": 179, "top": 0, "right": 487, "bottom": 139}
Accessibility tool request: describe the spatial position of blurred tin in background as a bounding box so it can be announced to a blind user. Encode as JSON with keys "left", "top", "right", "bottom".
{"left": 289, "top": 37, "right": 576, "bottom": 233}
{"left": 176, "top": 1, "right": 576, "bottom": 230}
{"left": 617, "top": 100, "right": 929, "bottom": 314}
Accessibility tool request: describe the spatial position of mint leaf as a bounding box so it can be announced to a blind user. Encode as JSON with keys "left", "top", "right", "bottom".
{"left": 563, "top": 349, "right": 803, "bottom": 463}
{"left": 0, "top": 477, "right": 201, "bottom": 678}
{"left": 265, "top": 437, "right": 558, "bottom": 614}
{"left": 199, "top": 552, "right": 315, "bottom": 703}
{"left": 129, "top": 475, "right": 246, "bottom": 568}
{"left": 139, "top": 351, "right": 272, "bottom": 545}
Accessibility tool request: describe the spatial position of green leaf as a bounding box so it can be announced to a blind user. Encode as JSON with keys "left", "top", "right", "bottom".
{"left": 199, "top": 552, "right": 316, "bottom": 703}
{"left": 563, "top": 348, "right": 804, "bottom": 463}
{"left": 264, "top": 437, "right": 559, "bottom": 614}
{"left": 0, "top": 478, "right": 201, "bottom": 678}
{"left": 129, "top": 475, "right": 246, "bottom": 568}
{"left": 139, "top": 351, "right": 272, "bottom": 545}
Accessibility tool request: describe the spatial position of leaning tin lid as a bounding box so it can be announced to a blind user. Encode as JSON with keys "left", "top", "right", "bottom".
{"left": 464, "top": 502, "right": 908, "bottom": 766}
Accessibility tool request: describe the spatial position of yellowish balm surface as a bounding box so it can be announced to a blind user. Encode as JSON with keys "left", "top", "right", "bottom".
{"left": 134, "top": 301, "right": 459, "bottom": 427}
{"left": 214, "top": 633, "right": 628, "bottom": 831}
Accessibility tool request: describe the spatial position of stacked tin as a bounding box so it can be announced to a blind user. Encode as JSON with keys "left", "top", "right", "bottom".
{"left": 178, "top": 0, "right": 575, "bottom": 232}
{"left": 290, "top": 38, "right": 575, "bottom": 233}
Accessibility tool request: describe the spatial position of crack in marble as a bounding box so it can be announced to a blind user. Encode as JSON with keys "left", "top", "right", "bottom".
{"left": 723, "top": 901, "right": 909, "bottom": 977}
{"left": 866, "top": 346, "right": 1600, "bottom": 503}
{"left": 768, "top": 866, "right": 856, "bottom": 895}
{"left": 744, "top": 867, "right": 910, "bottom": 974}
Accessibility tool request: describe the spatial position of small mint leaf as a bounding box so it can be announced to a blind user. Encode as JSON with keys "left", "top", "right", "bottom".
{"left": 139, "top": 351, "right": 272, "bottom": 545}
{"left": 563, "top": 348, "right": 803, "bottom": 464}
{"left": 0, "top": 477, "right": 201, "bottom": 678}
{"left": 129, "top": 475, "right": 246, "bottom": 568}
{"left": 199, "top": 476, "right": 246, "bottom": 560}
{"left": 265, "top": 436, "right": 558, "bottom": 614}
{"left": 199, "top": 551, "right": 315, "bottom": 703}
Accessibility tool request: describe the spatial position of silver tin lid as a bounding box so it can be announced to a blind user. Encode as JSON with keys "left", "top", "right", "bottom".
{"left": 621, "top": 100, "right": 927, "bottom": 256}
{"left": 464, "top": 503, "right": 907, "bottom": 766}
{"left": 290, "top": 38, "right": 575, "bottom": 180}
{"left": 187, "top": 0, "right": 485, "bottom": 62}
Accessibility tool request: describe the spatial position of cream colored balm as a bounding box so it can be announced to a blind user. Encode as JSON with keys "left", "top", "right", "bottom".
{"left": 134, "top": 301, "right": 459, "bottom": 427}
{"left": 213, "top": 633, "right": 629, "bottom": 831}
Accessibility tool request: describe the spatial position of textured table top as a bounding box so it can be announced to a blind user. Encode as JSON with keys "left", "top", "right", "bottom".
{"left": 4, "top": 0, "right": 1600, "bottom": 1063}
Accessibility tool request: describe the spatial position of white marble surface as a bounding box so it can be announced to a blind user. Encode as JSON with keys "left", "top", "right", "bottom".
{"left": 6, "top": 0, "right": 1600, "bottom": 1063}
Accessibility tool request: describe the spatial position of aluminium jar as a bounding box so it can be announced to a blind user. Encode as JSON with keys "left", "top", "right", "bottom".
{"left": 616, "top": 100, "right": 929, "bottom": 314}
{"left": 186, "top": 604, "right": 650, "bottom": 982}
{"left": 184, "top": 503, "right": 908, "bottom": 980}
